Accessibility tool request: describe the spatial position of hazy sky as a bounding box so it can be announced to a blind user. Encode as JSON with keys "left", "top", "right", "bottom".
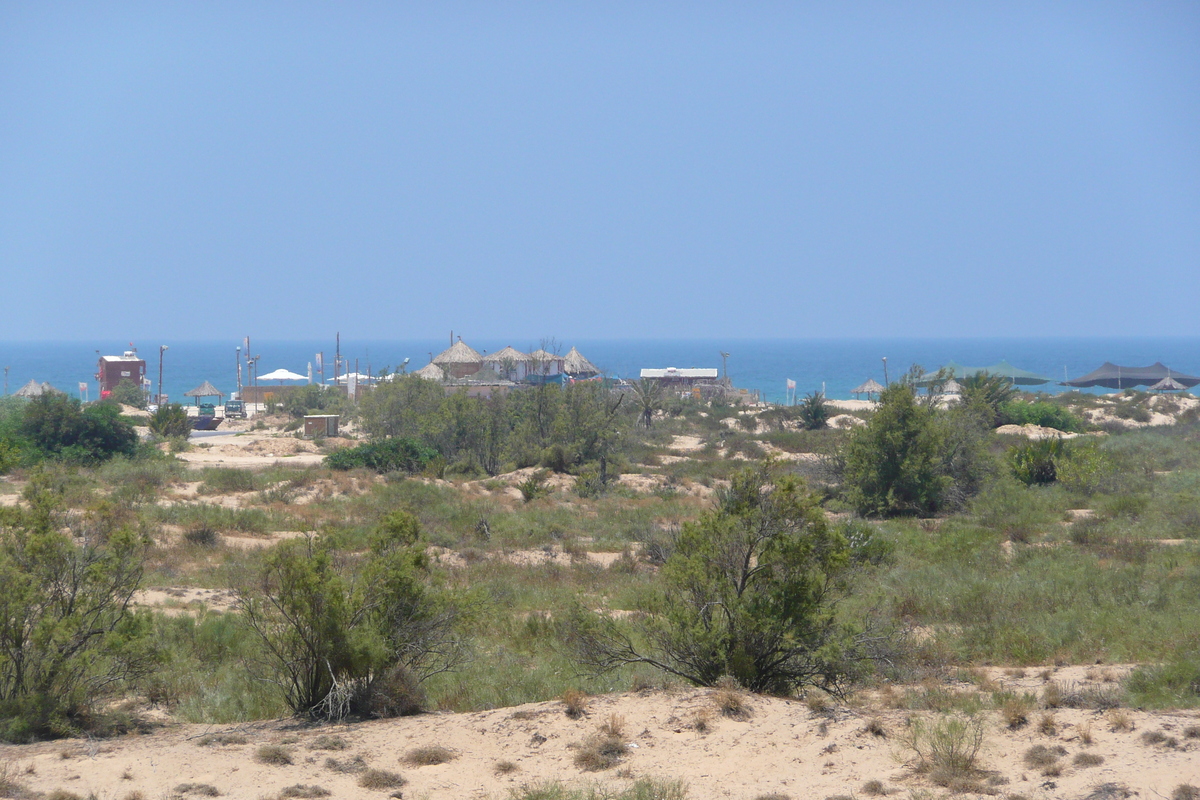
{"left": 2, "top": 2, "right": 1197, "bottom": 341}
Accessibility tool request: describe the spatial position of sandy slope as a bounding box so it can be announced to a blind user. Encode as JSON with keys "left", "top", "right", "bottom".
{"left": 1, "top": 680, "right": 1196, "bottom": 800}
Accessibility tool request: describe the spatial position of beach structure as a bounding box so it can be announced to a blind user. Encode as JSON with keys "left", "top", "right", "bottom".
{"left": 564, "top": 346, "right": 600, "bottom": 378}
{"left": 482, "top": 346, "right": 533, "bottom": 382}
{"left": 852, "top": 378, "right": 885, "bottom": 400}
{"left": 432, "top": 339, "right": 484, "bottom": 379}
{"left": 931, "top": 360, "right": 1051, "bottom": 386}
{"left": 1063, "top": 362, "right": 1200, "bottom": 390}
{"left": 640, "top": 367, "right": 720, "bottom": 388}
{"left": 1150, "top": 376, "right": 1188, "bottom": 393}
{"left": 413, "top": 362, "right": 449, "bottom": 381}
{"left": 14, "top": 380, "right": 61, "bottom": 398}
{"left": 528, "top": 348, "right": 566, "bottom": 381}
{"left": 183, "top": 381, "right": 225, "bottom": 406}
{"left": 96, "top": 348, "right": 147, "bottom": 397}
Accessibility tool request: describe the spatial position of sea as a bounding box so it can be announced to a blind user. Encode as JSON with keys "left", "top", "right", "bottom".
{"left": 2, "top": 337, "right": 1198, "bottom": 407}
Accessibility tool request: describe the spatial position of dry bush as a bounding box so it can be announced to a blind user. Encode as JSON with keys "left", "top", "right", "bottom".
{"left": 1023, "top": 744, "right": 1067, "bottom": 771}
{"left": 403, "top": 745, "right": 456, "bottom": 766}
{"left": 1107, "top": 709, "right": 1134, "bottom": 732}
{"left": 1074, "top": 753, "right": 1105, "bottom": 768}
{"left": 1042, "top": 683, "right": 1064, "bottom": 708}
{"left": 307, "top": 735, "right": 349, "bottom": 751}
{"left": 279, "top": 787, "right": 332, "bottom": 799}
{"left": 45, "top": 791, "right": 81, "bottom": 800}
{"left": 494, "top": 760, "right": 518, "bottom": 774}
{"left": 1079, "top": 722, "right": 1095, "bottom": 745}
{"left": 1141, "top": 730, "right": 1178, "bottom": 748}
{"left": 0, "top": 764, "right": 34, "bottom": 800}
{"left": 690, "top": 710, "right": 713, "bottom": 734}
{"left": 574, "top": 720, "right": 628, "bottom": 772}
{"left": 1174, "top": 786, "right": 1200, "bottom": 800}
{"left": 864, "top": 717, "right": 886, "bottom": 737}
{"left": 358, "top": 769, "right": 406, "bottom": 790}
{"left": 1038, "top": 713, "right": 1058, "bottom": 736}
{"left": 123, "top": 793, "right": 146, "bottom": 800}
{"left": 175, "top": 784, "right": 221, "bottom": 797}
{"left": 805, "top": 690, "right": 832, "bottom": 715}
{"left": 561, "top": 689, "right": 589, "bottom": 719}
{"left": 197, "top": 732, "right": 248, "bottom": 746}
{"left": 712, "top": 685, "right": 750, "bottom": 719}
{"left": 324, "top": 755, "right": 367, "bottom": 774}
{"left": 1185, "top": 725, "right": 1200, "bottom": 739}
{"left": 255, "top": 744, "right": 293, "bottom": 765}
{"left": 1000, "top": 695, "right": 1033, "bottom": 729}
{"left": 862, "top": 779, "right": 888, "bottom": 796}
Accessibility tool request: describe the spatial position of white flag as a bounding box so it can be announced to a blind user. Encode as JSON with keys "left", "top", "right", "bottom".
{"left": 786, "top": 378, "right": 796, "bottom": 390}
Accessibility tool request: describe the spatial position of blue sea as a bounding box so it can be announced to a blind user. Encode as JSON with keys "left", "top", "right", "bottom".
{"left": 2, "top": 337, "right": 1198, "bottom": 406}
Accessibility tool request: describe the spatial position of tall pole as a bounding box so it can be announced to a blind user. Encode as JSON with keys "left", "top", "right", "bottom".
{"left": 236, "top": 346, "right": 242, "bottom": 395}
{"left": 3, "top": 366, "right": 7, "bottom": 395}
{"left": 882, "top": 357, "right": 889, "bottom": 387}
{"left": 158, "top": 345, "right": 168, "bottom": 405}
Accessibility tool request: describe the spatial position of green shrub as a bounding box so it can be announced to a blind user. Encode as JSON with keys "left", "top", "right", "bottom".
{"left": 325, "top": 437, "right": 439, "bottom": 474}
{"left": 148, "top": 403, "right": 191, "bottom": 438}
{"left": 1010, "top": 438, "right": 1064, "bottom": 486}
{"left": 999, "top": 401, "right": 1084, "bottom": 433}
{"left": 199, "top": 467, "right": 258, "bottom": 495}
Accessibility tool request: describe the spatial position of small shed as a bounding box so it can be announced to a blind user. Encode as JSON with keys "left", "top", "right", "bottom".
{"left": 303, "top": 415, "right": 339, "bottom": 437}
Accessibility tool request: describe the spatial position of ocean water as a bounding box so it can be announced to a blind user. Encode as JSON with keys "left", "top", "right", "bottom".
{"left": 2, "top": 337, "right": 1198, "bottom": 406}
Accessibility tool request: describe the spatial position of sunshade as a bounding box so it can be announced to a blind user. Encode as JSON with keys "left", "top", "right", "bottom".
{"left": 257, "top": 369, "right": 307, "bottom": 382}
{"left": 924, "top": 360, "right": 1050, "bottom": 386}
{"left": 1062, "top": 362, "right": 1200, "bottom": 389}
{"left": 183, "top": 381, "right": 225, "bottom": 399}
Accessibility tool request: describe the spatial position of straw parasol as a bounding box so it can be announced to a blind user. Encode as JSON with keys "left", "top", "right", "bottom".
{"left": 14, "top": 380, "right": 59, "bottom": 398}
{"left": 413, "top": 362, "right": 448, "bottom": 381}
{"left": 183, "top": 381, "right": 225, "bottom": 405}
{"left": 851, "top": 378, "right": 885, "bottom": 400}
{"left": 432, "top": 340, "right": 484, "bottom": 378}
{"left": 564, "top": 346, "right": 600, "bottom": 377}
{"left": 1150, "top": 375, "right": 1187, "bottom": 393}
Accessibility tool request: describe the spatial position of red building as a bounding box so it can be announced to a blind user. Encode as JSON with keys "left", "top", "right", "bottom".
{"left": 96, "top": 348, "right": 146, "bottom": 398}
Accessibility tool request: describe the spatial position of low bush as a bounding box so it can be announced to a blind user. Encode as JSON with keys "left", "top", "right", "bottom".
{"left": 358, "top": 769, "right": 406, "bottom": 790}
{"left": 256, "top": 744, "right": 293, "bottom": 765}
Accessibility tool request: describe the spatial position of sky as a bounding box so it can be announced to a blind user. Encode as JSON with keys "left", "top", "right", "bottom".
{"left": 2, "top": 2, "right": 1198, "bottom": 341}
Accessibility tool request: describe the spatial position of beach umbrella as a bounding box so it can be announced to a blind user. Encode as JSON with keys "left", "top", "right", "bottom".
{"left": 257, "top": 368, "right": 307, "bottom": 385}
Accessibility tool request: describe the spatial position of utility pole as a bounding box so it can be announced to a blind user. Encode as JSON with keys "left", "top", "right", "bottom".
{"left": 236, "top": 346, "right": 242, "bottom": 395}
{"left": 3, "top": 366, "right": 7, "bottom": 395}
{"left": 719, "top": 351, "right": 730, "bottom": 385}
{"left": 158, "top": 345, "right": 169, "bottom": 405}
{"left": 882, "top": 357, "right": 889, "bottom": 387}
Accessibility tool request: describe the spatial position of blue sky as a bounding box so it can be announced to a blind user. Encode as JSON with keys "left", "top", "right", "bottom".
{"left": 2, "top": 2, "right": 1197, "bottom": 341}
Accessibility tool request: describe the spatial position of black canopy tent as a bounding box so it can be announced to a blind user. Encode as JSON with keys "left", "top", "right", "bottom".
{"left": 1062, "top": 362, "right": 1200, "bottom": 390}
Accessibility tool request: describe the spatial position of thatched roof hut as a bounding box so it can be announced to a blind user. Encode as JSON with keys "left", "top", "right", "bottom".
{"left": 432, "top": 340, "right": 484, "bottom": 379}
{"left": 482, "top": 345, "right": 531, "bottom": 365}
{"left": 851, "top": 378, "right": 885, "bottom": 400}
{"left": 564, "top": 346, "right": 600, "bottom": 378}
{"left": 14, "top": 380, "right": 60, "bottom": 398}
{"left": 413, "top": 362, "right": 448, "bottom": 381}
{"left": 183, "top": 381, "right": 225, "bottom": 403}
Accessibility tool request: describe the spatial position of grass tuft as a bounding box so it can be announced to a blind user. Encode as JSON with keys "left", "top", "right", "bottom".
{"left": 255, "top": 744, "right": 293, "bottom": 765}
{"left": 358, "top": 769, "right": 406, "bottom": 790}
{"left": 403, "top": 745, "right": 456, "bottom": 766}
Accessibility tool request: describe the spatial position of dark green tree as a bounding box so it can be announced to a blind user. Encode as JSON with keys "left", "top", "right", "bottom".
{"left": 842, "top": 383, "right": 948, "bottom": 517}
{"left": 630, "top": 378, "right": 664, "bottom": 429}
{"left": 147, "top": 403, "right": 191, "bottom": 439}
{"left": 20, "top": 395, "right": 138, "bottom": 465}
{"left": 570, "top": 463, "right": 864, "bottom": 695}
{"left": 958, "top": 372, "right": 1017, "bottom": 425}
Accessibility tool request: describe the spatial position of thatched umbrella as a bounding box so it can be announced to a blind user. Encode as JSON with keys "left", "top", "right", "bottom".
{"left": 14, "top": 380, "right": 59, "bottom": 398}
{"left": 852, "top": 378, "right": 885, "bottom": 400}
{"left": 413, "top": 362, "right": 448, "bottom": 381}
{"left": 432, "top": 340, "right": 484, "bottom": 378}
{"left": 564, "top": 346, "right": 600, "bottom": 378}
{"left": 183, "top": 380, "right": 225, "bottom": 405}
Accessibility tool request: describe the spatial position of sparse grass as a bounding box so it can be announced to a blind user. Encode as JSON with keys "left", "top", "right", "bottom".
{"left": 505, "top": 778, "right": 688, "bottom": 800}
{"left": 712, "top": 683, "right": 750, "bottom": 719}
{"left": 998, "top": 694, "right": 1034, "bottom": 729}
{"left": 1174, "top": 786, "right": 1200, "bottom": 800}
{"left": 255, "top": 744, "right": 293, "bottom": 765}
{"left": 359, "top": 769, "right": 406, "bottom": 790}
{"left": 1108, "top": 709, "right": 1134, "bottom": 731}
{"left": 900, "top": 713, "right": 986, "bottom": 788}
{"left": 175, "top": 784, "right": 221, "bottom": 797}
{"left": 495, "top": 760, "right": 519, "bottom": 774}
{"left": 402, "top": 745, "right": 456, "bottom": 766}
{"left": 1141, "top": 729, "right": 1179, "bottom": 748}
{"left": 864, "top": 718, "right": 886, "bottom": 737}
{"left": 1073, "top": 752, "right": 1105, "bottom": 767}
{"left": 1037, "top": 712, "right": 1057, "bottom": 736}
{"left": 1023, "top": 744, "right": 1066, "bottom": 770}
{"left": 574, "top": 720, "right": 628, "bottom": 772}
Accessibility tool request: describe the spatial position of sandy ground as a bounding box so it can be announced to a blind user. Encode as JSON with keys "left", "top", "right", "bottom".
{"left": 175, "top": 431, "right": 333, "bottom": 469}
{"left": 1, "top": 672, "right": 1196, "bottom": 800}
